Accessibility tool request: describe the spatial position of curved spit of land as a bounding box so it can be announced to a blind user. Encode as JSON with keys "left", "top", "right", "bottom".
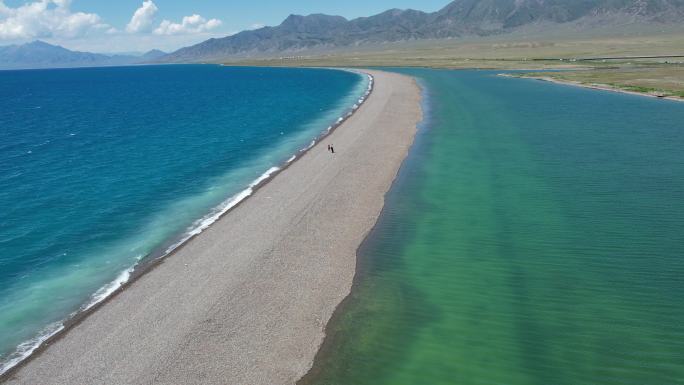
{"left": 1, "top": 69, "right": 422, "bottom": 385}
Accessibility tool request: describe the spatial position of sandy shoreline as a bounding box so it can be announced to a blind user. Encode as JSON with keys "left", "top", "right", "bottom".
{"left": 1, "top": 69, "right": 422, "bottom": 385}
{"left": 500, "top": 73, "right": 684, "bottom": 103}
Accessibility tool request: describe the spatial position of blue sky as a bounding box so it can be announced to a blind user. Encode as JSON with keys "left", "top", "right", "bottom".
{"left": 0, "top": 0, "right": 449, "bottom": 53}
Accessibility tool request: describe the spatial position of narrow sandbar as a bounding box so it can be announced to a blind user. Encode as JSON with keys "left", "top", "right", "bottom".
{"left": 2, "top": 69, "right": 422, "bottom": 385}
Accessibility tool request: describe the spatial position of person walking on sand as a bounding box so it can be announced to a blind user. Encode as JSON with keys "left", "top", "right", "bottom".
{"left": 327, "top": 144, "right": 331, "bottom": 152}
{"left": 330, "top": 144, "right": 335, "bottom": 154}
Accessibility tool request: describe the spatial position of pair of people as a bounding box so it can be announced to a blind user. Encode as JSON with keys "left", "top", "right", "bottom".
{"left": 327, "top": 144, "right": 335, "bottom": 154}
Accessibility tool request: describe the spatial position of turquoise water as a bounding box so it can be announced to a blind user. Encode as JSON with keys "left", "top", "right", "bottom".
{"left": 0, "top": 65, "right": 367, "bottom": 373}
{"left": 305, "top": 69, "right": 684, "bottom": 385}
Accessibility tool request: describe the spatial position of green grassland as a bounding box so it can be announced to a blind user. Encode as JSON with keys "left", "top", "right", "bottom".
{"left": 517, "top": 65, "right": 684, "bottom": 99}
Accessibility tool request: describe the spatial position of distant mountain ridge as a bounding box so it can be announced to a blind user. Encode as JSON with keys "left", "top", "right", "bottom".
{"left": 162, "top": 0, "right": 684, "bottom": 62}
{"left": 0, "top": 41, "right": 165, "bottom": 70}
{"left": 139, "top": 49, "right": 167, "bottom": 61}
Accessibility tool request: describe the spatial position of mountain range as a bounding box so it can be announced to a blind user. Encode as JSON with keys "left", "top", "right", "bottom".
{"left": 2, "top": 0, "right": 683, "bottom": 69}
{"left": 161, "top": 0, "right": 684, "bottom": 62}
{"left": 0, "top": 41, "right": 165, "bottom": 70}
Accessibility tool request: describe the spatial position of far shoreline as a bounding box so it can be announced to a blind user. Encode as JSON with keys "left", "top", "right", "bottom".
{"left": 499, "top": 73, "right": 684, "bottom": 103}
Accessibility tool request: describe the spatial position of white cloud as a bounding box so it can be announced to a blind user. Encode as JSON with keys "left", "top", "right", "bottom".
{"left": 249, "top": 23, "right": 265, "bottom": 30}
{"left": 0, "top": 0, "right": 225, "bottom": 52}
{"left": 154, "top": 14, "right": 221, "bottom": 35}
{"left": 0, "top": 0, "right": 108, "bottom": 40}
{"left": 126, "top": 0, "right": 158, "bottom": 34}
{"left": 125, "top": 2, "right": 221, "bottom": 37}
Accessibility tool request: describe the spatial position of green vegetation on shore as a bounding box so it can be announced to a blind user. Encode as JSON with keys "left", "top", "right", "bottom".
{"left": 515, "top": 65, "right": 684, "bottom": 100}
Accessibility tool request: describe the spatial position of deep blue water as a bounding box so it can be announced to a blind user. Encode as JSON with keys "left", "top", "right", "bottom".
{"left": 0, "top": 65, "right": 367, "bottom": 372}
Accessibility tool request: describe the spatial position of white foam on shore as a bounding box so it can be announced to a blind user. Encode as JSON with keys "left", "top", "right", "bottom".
{"left": 0, "top": 70, "right": 375, "bottom": 378}
{"left": 305, "top": 140, "right": 316, "bottom": 151}
{"left": 0, "top": 258, "right": 141, "bottom": 377}
{"left": 165, "top": 166, "right": 281, "bottom": 255}
{"left": 0, "top": 323, "right": 64, "bottom": 376}
{"left": 250, "top": 167, "right": 280, "bottom": 188}
{"left": 83, "top": 262, "right": 139, "bottom": 312}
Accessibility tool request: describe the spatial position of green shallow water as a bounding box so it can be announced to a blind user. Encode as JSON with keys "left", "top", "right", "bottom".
{"left": 304, "top": 69, "right": 684, "bottom": 385}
